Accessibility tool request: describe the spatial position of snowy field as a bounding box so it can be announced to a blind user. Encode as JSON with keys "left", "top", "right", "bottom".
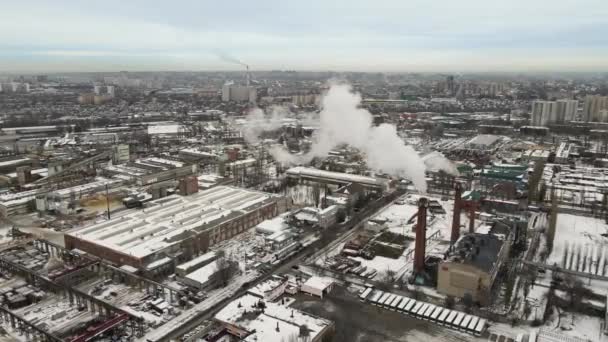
{"left": 379, "top": 194, "right": 480, "bottom": 243}
{"left": 547, "top": 213, "right": 608, "bottom": 274}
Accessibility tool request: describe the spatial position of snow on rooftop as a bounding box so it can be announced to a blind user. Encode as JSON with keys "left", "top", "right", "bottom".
{"left": 53, "top": 177, "right": 121, "bottom": 196}
{"left": 286, "top": 166, "right": 385, "bottom": 187}
{"left": 215, "top": 294, "right": 331, "bottom": 342}
{"left": 5, "top": 168, "right": 48, "bottom": 179}
{"left": 180, "top": 148, "right": 218, "bottom": 158}
{"left": 142, "top": 157, "right": 185, "bottom": 168}
{"left": 147, "top": 124, "right": 182, "bottom": 135}
{"left": 0, "top": 158, "right": 30, "bottom": 167}
{"left": 176, "top": 252, "right": 216, "bottom": 271}
{"left": 247, "top": 275, "right": 287, "bottom": 298}
{"left": 302, "top": 276, "right": 334, "bottom": 291}
{"left": 184, "top": 260, "right": 220, "bottom": 285}
{"left": 256, "top": 214, "right": 290, "bottom": 235}
{"left": 67, "top": 186, "right": 282, "bottom": 259}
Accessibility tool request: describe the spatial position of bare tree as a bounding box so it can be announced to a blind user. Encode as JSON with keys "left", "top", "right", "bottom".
{"left": 384, "top": 270, "right": 397, "bottom": 284}
{"left": 444, "top": 296, "right": 455, "bottom": 309}
{"left": 463, "top": 293, "right": 474, "bottom": 313}
{"left": 562, "top": 274, "right": 588, "bottom": 311}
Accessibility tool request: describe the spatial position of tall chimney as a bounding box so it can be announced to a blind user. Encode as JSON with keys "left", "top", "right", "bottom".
{"left": 451, "top": 183, "right": 462, "bottom": 244}
{"left": 414, "top": 197, "right": 428, "bottom": 274}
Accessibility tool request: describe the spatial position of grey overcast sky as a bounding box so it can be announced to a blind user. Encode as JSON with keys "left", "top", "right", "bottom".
{"left": 1, "top": 0, "right": 607, "bottom": 73}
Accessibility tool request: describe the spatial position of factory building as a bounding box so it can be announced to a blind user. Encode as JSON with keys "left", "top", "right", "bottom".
{"left": 36, "top": 177, "right": 123, "bottom": 214}
{"left": 222, "top": 84, "right": 257, "bottom": 103}
{"left": 0, "top": 189, "right": 41, "bottom": 217}
{"left": 214, "top": 293, "right": 334, "bottom": 342}
{"left": 437, "top": 229, "right": 512, "bottom": 303}
{"left": 479, "top": 164, "right": 528, "bottom": 195}
{"left": 65, "top": 186, "right": 288, "bottom": 269}
{"left": 286, "top": 166, "right": 389, "bottom": 191}
{"left": 175, "top": 251, "right": 217, "bottom": 277}
{"left": 178, "top": 148, "right": 219, "bottom": 163}
{"left": 463, "top": 135, "right": 502, "bottom": 152}
{"left": 102, "top": 157, "right": 196, "bottom": 186}
{"left": 247, "top": 275, "right": 289, "bottom": 302}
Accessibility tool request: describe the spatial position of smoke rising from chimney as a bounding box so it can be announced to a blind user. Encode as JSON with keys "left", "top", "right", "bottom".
{"left": 243, "top": 82, "right": 429, "bottom": 192}
{"left": 216, "top": 52, "right": 248, "bottom": 68}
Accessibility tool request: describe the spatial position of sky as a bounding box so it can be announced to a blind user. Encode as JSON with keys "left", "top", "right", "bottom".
{"left": 1, "top": 0, "right": 608, "bottom": 73}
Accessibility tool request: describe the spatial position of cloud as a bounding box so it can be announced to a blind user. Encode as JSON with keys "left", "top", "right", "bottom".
{"left": 1, "top": 0, "right": 607, "bottom": 72}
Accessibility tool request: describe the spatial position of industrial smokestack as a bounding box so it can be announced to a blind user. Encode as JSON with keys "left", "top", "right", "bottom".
{"left": 468, "top": 202, "right": 475, "bottom": 234}
{"left": 414, "top": 197, "right": 428, "bottom": 274}
{"left": 451, "top": 183, "right": 462, "bottom": 244}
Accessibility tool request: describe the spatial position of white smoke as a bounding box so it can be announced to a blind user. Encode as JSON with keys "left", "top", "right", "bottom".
{"left": 216, "top": 52, "right": 248, "bottom": 68}
{"left": 242, "top": 106, "right": 290, "bottom": 143}
{"left": 422, "top": 151, "right": 460, "bottom": 175}
{"left": 244, "top": 83, "right": 429, "bottom": 192}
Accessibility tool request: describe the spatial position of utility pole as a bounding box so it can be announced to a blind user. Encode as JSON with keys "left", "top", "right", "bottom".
{"left": 105, "top": 183, "right": 111, "bottom": 220}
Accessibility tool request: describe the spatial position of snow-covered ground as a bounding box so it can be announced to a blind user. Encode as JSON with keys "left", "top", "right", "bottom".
{"left": 378, "top": 194, "right": 481, "bottom": 245}
{"left": 542, "top": 310, "right": 606, "bottom": 342}
{"left": 547, "top": 213, "right": 608, "bottom": 271}
{"left": 314, "top": 194, "right": 481, "bottom": 280}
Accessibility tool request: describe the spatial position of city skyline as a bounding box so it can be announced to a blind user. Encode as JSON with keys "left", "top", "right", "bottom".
{"left": 2, "top": 0, "right": 608, "bottom": 73}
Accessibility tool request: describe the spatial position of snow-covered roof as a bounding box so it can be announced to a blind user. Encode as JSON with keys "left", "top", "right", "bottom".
{"left": 67, "top": 186, "right": 283, "bottom": 260}
{"left": 286, "top": 166, "right": 386, "bottom": 188}
{"left": 215, "top": 294, "right": 331, "bottom": 342}
{"left": 247, "top": 275, "right": 287, "bottom": 298}
{"left": 147, "top": 124, "right": 182, "bottom": 135}
{"left": 184, "top": 260, "right": 220, "bottom": 285}
{"left": 256, "top": 215, "right": 289, "bottom": 235}
{"left": 302, "top": 277, "right": 334, "bottom": 291}
{"left": 176, "top": 252, "right": 216, "bottom": 272}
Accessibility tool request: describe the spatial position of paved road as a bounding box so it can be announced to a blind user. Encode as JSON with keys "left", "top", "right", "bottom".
{"left": 160, "top": 190, "right": 407, "bottom": 341}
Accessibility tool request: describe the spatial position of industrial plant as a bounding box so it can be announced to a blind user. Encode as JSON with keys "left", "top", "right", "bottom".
{"left": 0, "top": 67, "right": 607, "bottom": 342}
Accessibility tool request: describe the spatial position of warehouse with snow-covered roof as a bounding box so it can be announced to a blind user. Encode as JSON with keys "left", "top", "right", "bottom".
{"left": 214, "top": 293, "right": 334, "bottom": 342}
{"left": 64, "top": 186, "right": 288, "bottom": 269}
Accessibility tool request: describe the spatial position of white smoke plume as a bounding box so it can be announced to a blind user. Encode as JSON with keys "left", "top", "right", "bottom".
{"left": 242, "top": 106, "right": 291, "bottom": 143}
{"left": 216, "top": 52, "right": 248, "bottom": 68}
{"left": 244, "top": 83, "right": 429, "bottom": 192}
{"left": 422, "top": 151, "right": 460, "bottom": 176}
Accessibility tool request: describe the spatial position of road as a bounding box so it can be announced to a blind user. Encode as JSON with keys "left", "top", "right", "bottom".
{"left": 159, "top": 189, "right": 407, "bottom": 341}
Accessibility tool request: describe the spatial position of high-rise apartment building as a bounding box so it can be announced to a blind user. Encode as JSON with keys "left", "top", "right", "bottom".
{"left": 582, "top": 95, "right": 608, "bottom": 122}
{"left": 531, "top": 101, "right": 557, "bottom": 126}
{"left": 555, "top": 99, "right": 578, "bottom": 122}
{"left": 532, "top": 99, "right": 578, "bottom": 126}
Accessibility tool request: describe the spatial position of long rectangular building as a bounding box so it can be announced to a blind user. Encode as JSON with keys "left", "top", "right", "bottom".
{"left": 65, "top": 186, "right": 288, "bottom": 269}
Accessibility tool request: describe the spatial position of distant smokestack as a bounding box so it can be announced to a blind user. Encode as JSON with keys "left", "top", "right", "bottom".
{"left": 246, "top": 65, "right": 250, "bottom": 87}
{"left": 451, "top": 183, "right": 462, "bottom": 244}
{"left": 414, "top": 197, "right": 428, "bottom": 274}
